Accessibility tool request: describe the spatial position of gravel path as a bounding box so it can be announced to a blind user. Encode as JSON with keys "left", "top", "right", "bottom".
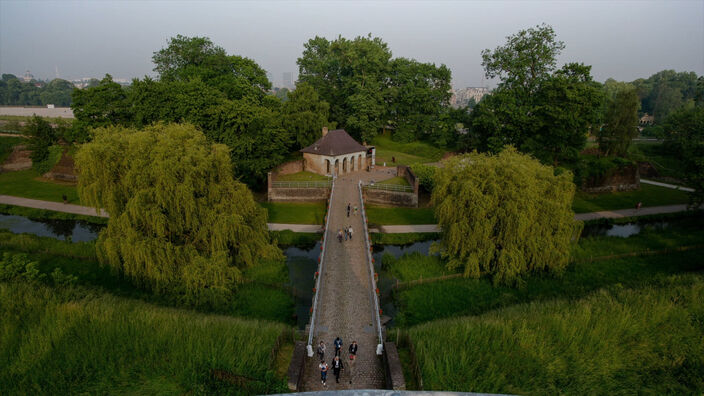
{"left": 301, "top": 175, "right": 385, "bottom": 391}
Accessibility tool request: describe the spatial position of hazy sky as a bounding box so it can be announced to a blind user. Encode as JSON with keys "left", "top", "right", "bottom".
{"left": 1, "top": 0, "right": 702, "bottom": 88}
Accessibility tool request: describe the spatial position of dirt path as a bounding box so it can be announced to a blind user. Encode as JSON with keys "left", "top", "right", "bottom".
{"left": 301, "top": 174, "right": 385, "bottom": 390}
{"left": 0, "top": 195, "right": 108, "bottom": 217}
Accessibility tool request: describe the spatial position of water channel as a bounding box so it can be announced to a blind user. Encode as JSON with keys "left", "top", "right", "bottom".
{"left": 0, "top": 213, "right": 684, "bottom": 328}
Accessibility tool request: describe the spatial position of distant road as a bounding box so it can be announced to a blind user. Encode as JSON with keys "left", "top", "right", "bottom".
{"left": 0, "top": 106, "right": 74, "bottom": 118}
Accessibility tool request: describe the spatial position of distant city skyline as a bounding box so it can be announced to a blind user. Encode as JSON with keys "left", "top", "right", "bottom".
{"left": 1, "top": 1, "right": 702, "bottom": 89}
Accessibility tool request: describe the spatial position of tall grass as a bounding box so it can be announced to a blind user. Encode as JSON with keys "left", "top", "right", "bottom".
{"left": 394, "top": 249, "right": 704, "bottom": 326}
{"left": 407, "top": 273, "right": 704, "bottom": 394}
{"left": 0, "top": 232, "right": 295, "bottom": 324}
{"left": 382, "top": 252, "right": 448, "bottom": 282}
{"left": 0, "top": 281, "right": 288, "bottom": 395}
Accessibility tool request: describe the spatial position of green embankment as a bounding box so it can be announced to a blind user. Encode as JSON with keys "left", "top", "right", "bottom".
{"left": 261, "top": 202, "right": 326, "bottom": 224}
{"left": 0, "top": 136, "right": 26, "bottom": 164}
{"left": 0, "top": 169, "right": 79, "bottom": 203}
{"left": 0, "top": 231, "right": 295, "bottom": 324}
{"left": 406, "top": 274, "right": 704, "bottom": 394}
{"left": 572, "top": 183, "right": 690, "bottom": 213}
{"left": 391, "top": 218, "right": 704, "bottom": 326}
{"left": 274, "top": 171, "right": 330, "bottom": 181}
{"left": 371, "top": 135, "right": 445, "bottom": 166}
{"left": 0, "top": 281, "right": 289, "bottom": 395}
{"left": 366, "top": 205, "right": 435, "bottom": 225}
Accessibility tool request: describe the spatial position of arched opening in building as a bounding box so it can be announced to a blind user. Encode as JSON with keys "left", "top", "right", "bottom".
{"left": 342, "top": 157, "right": 347, "bottom": 173}
{"left": 350, "top": 156, "right": 355, "bottom": 172}
{"left": 326, "top": 159, "right": 331, "bottom": 174}
{"left": 334, "top": 159, "right": 339, "bottom": 175}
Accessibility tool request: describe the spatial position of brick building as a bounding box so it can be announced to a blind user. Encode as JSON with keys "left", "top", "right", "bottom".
{"left": 301, "top": 128, "right": 375, "bottom": 176}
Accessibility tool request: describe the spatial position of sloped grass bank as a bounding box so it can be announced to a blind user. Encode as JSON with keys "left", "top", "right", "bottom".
{"left": 572, "top": 183, "right": 690, "bottom": 213}
{"left": 0, "top": 169, "right": 79, "bottom": 203}
{"left": 406, "top": 274, "right": 704, "bottom": 394}
{"left": 0, "top": 231, "right": 295, "bottom": 324}
{"left": 394, "top": 248, "right": 704, "bottom": 327}
{"left": 0, "top": 281, "right": 288, "bottom": 395}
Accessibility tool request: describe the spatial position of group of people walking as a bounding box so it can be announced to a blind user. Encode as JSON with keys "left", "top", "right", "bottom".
{"left": 337, "top": 226, "right": 354, "bottom": 243}
{"left": 317, "top": 338, "right": 359, "bottom": 386}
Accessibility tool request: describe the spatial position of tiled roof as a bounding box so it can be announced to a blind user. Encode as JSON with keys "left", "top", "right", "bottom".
{"left": 300, "top": 129, "right": 367, "bottom": 156}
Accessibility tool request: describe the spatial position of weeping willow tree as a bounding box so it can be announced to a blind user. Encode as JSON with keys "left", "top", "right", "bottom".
{"left": 75, "top": 123, "right": 281, "bottom": 306}
{"left": 432, "top": 147, "right": 580, "bottom": 285}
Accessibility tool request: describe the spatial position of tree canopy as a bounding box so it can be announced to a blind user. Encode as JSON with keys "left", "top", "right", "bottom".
{"left": 297, "top": 35, "right": 453, "bottom": 144}
{"left": 465, "top": 25, "right": 602, "bottom": 165}
{"left": 597, "top": 82, "right": 640, "bottom": 157}
{"left": 432, "top": 147, "right": 579, "bottom": 285}
{"left": 281, "top": 82, "right": 331, "bottom": 149}
{"left": 0, "top": 75, "right": 75, "bottom": 106}
{"left": 662, "top": 92, "right": 704, "bottom": 208}
{"left": 75, "top": 123, "right": 281, "bottom": 307}
{"left": 70, "top": 36, "right": 307, "bottom": 186}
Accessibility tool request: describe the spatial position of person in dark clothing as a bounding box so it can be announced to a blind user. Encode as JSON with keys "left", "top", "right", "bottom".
{"left": 348, "top": 341, "right": 358, "bottom": 360}
{"left": 331, "top": 355, "right": 344, "bottom": 383}
{"left": 347, "top": 203, "right": 351, "bottom": 217}
{"left": 317, "top": 341, "right": 326, "bottom": 361}
{"left": 333, "top": 336, "right": 343, "bottom": 356}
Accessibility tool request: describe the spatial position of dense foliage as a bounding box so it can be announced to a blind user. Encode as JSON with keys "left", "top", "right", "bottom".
{"left": 597, "top": 82, "right": 640, "bottom": 156}
{"left": 464, "top": 25, "right": 602, "bottom": 165}
{"left": 632, "top": 69, "right": 699, "bottom": 122}
{"left": 0, "top": 74, "right": 75, "bottom": 106}
{"left": 75, "top": 123, "right": 281, "bottom": 307}
{"left": 432, "top": 148, "right": 579, "bottom": 284}
{"left": 71, "top": 36, "right": 330, "bottom": 186}
{"left": 662, "top": 98, "right": 704, "bottom": 207}
{"left": 298, "top": 35, "right": 454, "bottom": 144}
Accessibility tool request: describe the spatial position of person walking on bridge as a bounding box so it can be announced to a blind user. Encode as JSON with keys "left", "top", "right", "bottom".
{"left": 317, "top": 340, "right": 326, "bottom": 361}
{"left": 348, "top": 225, "right": 353, "bottom": 240}
{"left": 347, "top": 202, "right": 351, "bottom": 217}
{"left": 331, "top": 355, "right": 344, "bottom": 383}
{"left": 334, "top": 336, "right": 343, "bottom": 356}
{"left": 319, "top": 360, "right": 329, "bottom": 386}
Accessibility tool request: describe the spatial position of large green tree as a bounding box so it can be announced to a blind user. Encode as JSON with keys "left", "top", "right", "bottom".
{"left": 432, "top": 147, "right": 579, "bottom": 285}
{"left": 663, "top": 103, "right": 704, "bottom": 208}
{"left": 298, "top": 35, "right": 391, "bottom": 142}
{"left": 71, "top": 36, "right": 292, "bottom": 186}
{"left": 388, "top": 58, "right": 453, "bottom": 144}
{"left": 597, "top": 83, "right": 640, "bottom": 157}
{"left": 152, "top": 35, "right": 271, "bottom": 101}
{"left": 75, "top": 123, "right": 280, "bottom": 306}
{"left": 281, "top": 82, "right": 330, "bottom": 149}
{"left": 467, "top": 25, "right": 602, "bottom": 164}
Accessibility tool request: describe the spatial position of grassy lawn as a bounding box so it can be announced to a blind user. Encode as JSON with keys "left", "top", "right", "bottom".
{"left": 260, "top": 201, "right": 326, "bottom": 224}
{"left": 377, "top": 176, "right": 410, "bottom": 186}
{"left": 0, "top": 136, "right": 26, "bottom": 164}
{"left": 366, "top": 205, "right": 436, "bottom": 225}
{"left": 371, "top": 232, "right": 439, "bottom": 245}
{"left": 0, "top": 169, "right": 79, "bottom": 204}
{"left": 372, "top": 135, "right": 445, "bottom": 166}
{"left": 406, "top": 273, "right": 704, "bottom": 394}
{"left": 572, "top": 183, "right": 690, "bottom": 213}
{"left": 0, "top": 281, "right": 289, "bottom": 395}
{"left": 275, "top": 171, "right": 330, "bottom": 182}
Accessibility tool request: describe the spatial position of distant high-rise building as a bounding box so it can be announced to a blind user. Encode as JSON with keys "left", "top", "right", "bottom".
{"left": 282, "top": 72, "right": 293, "bottom": 89}
{"left": 450, "top": 87, "right": 490, "bottom": 108}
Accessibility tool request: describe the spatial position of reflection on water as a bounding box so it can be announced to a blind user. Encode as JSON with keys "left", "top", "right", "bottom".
{"left": 0, "top": 214, "right": 102, "bottom": 242}
{"left": 581, "top": 221, "right": 670, "bottom": 238}
{"left": 284, "top": 242, "right": 320, "bottom": 329}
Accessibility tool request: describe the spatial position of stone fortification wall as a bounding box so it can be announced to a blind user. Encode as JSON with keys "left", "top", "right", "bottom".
{"left": 581, "top": 165, "right": 640, "bottom": 193}
{"left": 397, "top": 165, "right": 419, "bottom": 194}
{"left": 268, "top": 187, "right": 330, "bottom": 202}
{"left": 272, "top": 159, "right": 305, "bottom": 176}
{"left": 363, "top": 188, "right": 417, "bottom": 207}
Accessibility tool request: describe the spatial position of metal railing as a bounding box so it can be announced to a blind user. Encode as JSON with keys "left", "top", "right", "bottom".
{"left": 306, "top": 177, "right": 335, "bottom": 357}
{"left": 358, "top": 180, "right": 385, "bottom": 355}
{"left": 364, "top": 183, "right": 413, "bottom": 192}
{"left": 272, "top": 180, "right": 332, "bottom": 189}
